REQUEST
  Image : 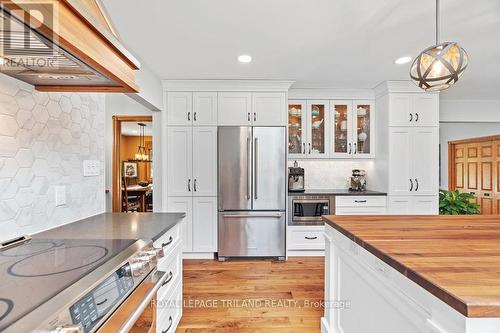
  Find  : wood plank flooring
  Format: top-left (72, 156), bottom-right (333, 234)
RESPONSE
top-left (177, 257), bottom-right (324, 332)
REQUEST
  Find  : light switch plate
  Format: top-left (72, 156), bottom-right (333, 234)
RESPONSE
top-left (83, 160), bottom-right (100, 177)
top-left (55, 185), bottom-right (66, 206)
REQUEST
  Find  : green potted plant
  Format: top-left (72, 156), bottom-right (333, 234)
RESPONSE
top-left (439, 190), bottom-right (480, 215)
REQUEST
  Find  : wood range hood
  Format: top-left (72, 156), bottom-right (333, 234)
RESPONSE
top-left (0, 0), bottom-right (140, 93)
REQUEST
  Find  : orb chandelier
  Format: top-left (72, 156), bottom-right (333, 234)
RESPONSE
top-left (410, 0), bottom-right (469, 92)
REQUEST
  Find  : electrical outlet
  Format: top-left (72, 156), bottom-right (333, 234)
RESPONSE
top-left (83, 160), bottom-right (100, 177)
top-left (55, 185), bottom-right (66, 206)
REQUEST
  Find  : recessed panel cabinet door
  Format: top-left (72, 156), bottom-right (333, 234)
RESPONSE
top-left (331, 101), bottom-right (353, 158)
top-left (192, 127), bottom-right (217, 197)
top-left (411, 94), bottom-right (439, 127)
top-left (412, 127), bottom-right (439, 195)
top-left (353, 100), bottom-right (375, 158)
top-left (193, 92), bottom-right (217, 126)
top-left (217, 92), bottom-right (252, 125)
top-left (388, 94), bottom-right (412, 126)
top-left (193, 197), bottom-right (217, 252)
top-left (167, 127), bottom-right (193, 197)
top-left (306, 100), bottom-right (330, 158)
top-left (388, 128), bottom-right (412, 195)
top-left (288, 100), bottom-right (307, 159)
top-left (252, 92), bottom-right (286, 126)
top-left (167, 197), bottom-right (193, 252)
top-left (167, 92), bottom-right (192, 126)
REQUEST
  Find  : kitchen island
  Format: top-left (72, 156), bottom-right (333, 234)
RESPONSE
top-left (322, 215), bottom-right (500, 333)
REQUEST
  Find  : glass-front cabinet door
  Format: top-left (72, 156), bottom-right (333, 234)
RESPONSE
top-left (288, 100), bottom-right (307, 158)
top-left (331, 101), bottom-right (353, 158)
top-left (353, 101), bottom-right (374, 158)
top-left (306, 100), bottom-right (329, 158)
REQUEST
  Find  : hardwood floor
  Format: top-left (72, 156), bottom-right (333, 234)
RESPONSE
top-left (177, 257), bottom-right (325, 333)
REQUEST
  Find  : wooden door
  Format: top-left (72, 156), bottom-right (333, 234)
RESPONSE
top-left (453, 143), bottom-right (466, 193)
top-left (465, 143), bottom-right (480, 204)
top-left (479, 141), bottom-right (495, 214)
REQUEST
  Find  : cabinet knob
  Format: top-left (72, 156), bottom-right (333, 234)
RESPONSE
top-left (409, 113), bottom-right (413, 122)
top-left (194, 112), bottom-right (197, 121)
top-left (409, 179), bottom-right (414, 191)
top-left (254, 112), bottom-right (257, 122)
top-left (348, 143), bottom-right (352, 155)
top-left (415, 113), bottom-right (419, 122)
top-left (247, 112), bottom-right (250, 121)
top-left (414, 178), bottom-right (419, 191)
top-left (187, 111), bottom-right (191, 121)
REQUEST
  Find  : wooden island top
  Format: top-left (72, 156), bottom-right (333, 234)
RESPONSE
top-left (323, 215), bottom-right (500, 318)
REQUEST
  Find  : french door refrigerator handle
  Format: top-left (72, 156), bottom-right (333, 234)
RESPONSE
top-left (254, 137), bottom-right (258, 199)
top-left (247, 137), bottom-right (251, 200)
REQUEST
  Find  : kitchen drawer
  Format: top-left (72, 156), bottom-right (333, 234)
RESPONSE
top-left (335, 195), bottom-right (386, 208)
top-left (288, 226), bottom-right (325, 250)
top-left (157, 242), bottom-right (182, 300)
top-left (157, 280), bottom-right (182, 333)
top-left (153, 223), bottom-right (181, 254)
top-left (335, 207), bottom-right (386, 215)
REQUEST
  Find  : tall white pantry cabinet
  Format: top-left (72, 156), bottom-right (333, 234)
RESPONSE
top-left (164, 81), bottom-right (292, 258)
top-left (374, 82), bottom-right (440, 214)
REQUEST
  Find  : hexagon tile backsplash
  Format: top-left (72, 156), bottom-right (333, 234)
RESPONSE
top-left (0, 74), bottom-right (105, 241)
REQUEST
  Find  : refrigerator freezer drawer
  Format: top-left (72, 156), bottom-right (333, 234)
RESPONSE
top-left (218, 211), bottom-right (285, 258)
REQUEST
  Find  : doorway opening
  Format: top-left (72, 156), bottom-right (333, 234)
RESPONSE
top-left (112, 115), bottom-right (153, 212)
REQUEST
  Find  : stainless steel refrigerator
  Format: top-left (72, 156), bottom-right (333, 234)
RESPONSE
top-left (218, 126), bottom-right (286, 260)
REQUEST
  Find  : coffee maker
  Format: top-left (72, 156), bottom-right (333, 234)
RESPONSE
top-left (349, 169), bottom-right (366, 192)
top-left (288, 161), bottom-right (305, 192)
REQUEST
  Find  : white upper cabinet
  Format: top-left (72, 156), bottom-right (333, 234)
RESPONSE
top-left (352, 101), bottom-right (375, 158)
top-left (389, 93), bottom-right (438, 127)
top-left (192, 197), bottom-right (217, 252)
top-left (331, 100), bottom-right (353, 158)
top-left (193, 92), bottom-right (218, 126)
top-left (217, 92), bottom-right (252, 125)
top-left (411, 127), bottom-right (439, 195)
top-left (167, 127), bottom-right (193, 197)
top-left (306, 100), bottom-right (330, 158)
top-left (192, 127), bottom-right (217, 196)
top-left (388, 127), bottom-right (413, 195)
top-left (252, 92), bottom-right (287, 126)
top-left (388, 127), bottom-right (438, 196)
top-left (167, 92), bottom-right (193, 126)
top-left (288, 100), bottom-right (308, 158)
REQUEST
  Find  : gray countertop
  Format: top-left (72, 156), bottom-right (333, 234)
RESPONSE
top-left (288, 189), bottom-right (386, 196)
top-left (33, 212), bottom-right (185, 242)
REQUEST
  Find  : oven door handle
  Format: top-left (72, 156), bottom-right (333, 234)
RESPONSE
top-left (117, 270), bottom-right (168, 333)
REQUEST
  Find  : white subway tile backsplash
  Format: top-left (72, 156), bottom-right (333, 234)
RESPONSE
top-left (287, 160), bottom-right (375, 190)
top-left (0, 74), bottom-right (105, 241)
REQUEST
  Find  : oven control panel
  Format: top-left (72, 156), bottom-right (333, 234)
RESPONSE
top-left (69, 263), bottom-right (134, 333)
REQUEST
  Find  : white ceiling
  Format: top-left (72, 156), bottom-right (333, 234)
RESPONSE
top-left (121, 122), bottom-right (152, 136)
top-left (103, 0), bottom-right (500, 99)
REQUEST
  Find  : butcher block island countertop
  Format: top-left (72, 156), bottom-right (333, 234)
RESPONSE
top-left (323, 215), bottom-right (500, 318)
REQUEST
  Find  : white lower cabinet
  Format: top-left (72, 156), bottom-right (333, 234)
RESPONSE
top-left (153, 225), bottom-right (183, 333)
top-left (287, 226), bottom-right (325, 253)
top-left (167, 196), bottom-right (217, 254)
top-left (388, 196), bottom-right (438, 214)
top-left (335, 195), bottom-right (387, 215)
top-left (192, 197), bottom-right (217, 252)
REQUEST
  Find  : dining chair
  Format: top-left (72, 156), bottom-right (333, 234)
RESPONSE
top-left (122, 177), bottom-right (140, 212)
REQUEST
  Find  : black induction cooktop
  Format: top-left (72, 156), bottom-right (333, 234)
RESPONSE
top-left (0, 238), bottom-right (136, 331)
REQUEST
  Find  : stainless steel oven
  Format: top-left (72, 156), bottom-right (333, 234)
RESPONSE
top-left (289, 195), bottom-right (333, 225)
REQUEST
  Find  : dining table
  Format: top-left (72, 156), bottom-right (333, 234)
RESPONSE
top-left (125, 184), bottom-right (153, 212)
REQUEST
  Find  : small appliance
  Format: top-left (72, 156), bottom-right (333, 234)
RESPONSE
top-left (349, 169), bottom-right (367, 192)
top-left (288, 161), bottom-right (305, 192)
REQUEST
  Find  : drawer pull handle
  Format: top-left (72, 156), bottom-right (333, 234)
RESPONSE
top-left (354, 200), bottom-right (367, 203)
top-left (305, 236), bottom-right (318, 240)
top-left (162, 236), bottom-right (174, 248)
top-left (96, 298), bottom-right (108, 306)
top-left (162, 316), bottom-right (173, 333)
top-left (161, 271), bottom-right (174, 286)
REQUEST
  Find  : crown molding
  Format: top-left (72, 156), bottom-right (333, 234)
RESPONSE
top-left (288, 88), bottom-right (374, 100)
top-left (162, 80), bottom-right (295, 92)
top-left (374, 80), bottom-right (440, 97)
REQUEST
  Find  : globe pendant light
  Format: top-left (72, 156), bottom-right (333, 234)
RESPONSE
top-left (410, 0), bottom-right (469, 91)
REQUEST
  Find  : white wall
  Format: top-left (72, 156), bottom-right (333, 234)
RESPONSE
top-left (0, 74), bottom-right (105, 241)
top-left (440, 99), bottom-right (500, 123)
top-left (439, 122), bottom-right (500, 189)
top-left (287, 160), bottom-right (375, 190)
top-left (104, 94), bottom-right (161, 212)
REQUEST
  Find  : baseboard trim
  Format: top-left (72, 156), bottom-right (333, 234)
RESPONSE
top-left (287, 250), bottom-right (325, 257)
top-left (183, 252), bottom-right (216, 259)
